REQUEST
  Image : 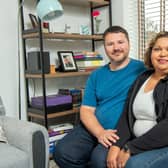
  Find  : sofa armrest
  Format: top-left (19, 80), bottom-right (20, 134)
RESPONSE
top-left (0, 116), bottom-right (49, 168)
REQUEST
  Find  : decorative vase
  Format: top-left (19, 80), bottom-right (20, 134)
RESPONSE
top-left (95, 19), bottom-right (102, 34)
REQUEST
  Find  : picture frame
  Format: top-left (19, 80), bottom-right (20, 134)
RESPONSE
top-left (29, 14), bottom-right (39, 28)
top-left (58, 51), bottom-right (78, 72)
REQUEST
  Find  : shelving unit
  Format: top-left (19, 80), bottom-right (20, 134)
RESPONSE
top-left (28, 107), bottom-right (79, 119)
top-left (22, 32), bottom-right (103, 40)
top-left (20, 0), bottom-right (112, 128)
top-left (60, 0), bottom-right (110, 7)
top-left (25, 71), bottom-right (92, 79)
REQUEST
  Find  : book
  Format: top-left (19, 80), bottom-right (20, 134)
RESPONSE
top-left (82, 51), bottom-right (99, 56)
top-left (78, 66), bottom-right (99, 72)
top-left (74, 51), bottom-right (99, 57)
top-left (58, 89), bottom-right (82, 107)
top-left (49, 133), bottom-right (67, 143)
top-left (49, 123), bottom-right (74, 132)
top-left (76, 60), bottom-right (105, 67)
top-left (74, 56), bottom-right (103, 61)
top-left (48, 128), bottom-right (72, 137)
top-left (49, 144), bottom-right (56, 155)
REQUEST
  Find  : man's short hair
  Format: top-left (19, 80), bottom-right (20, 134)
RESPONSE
top-left (103, 26), bottom-right (129, 42)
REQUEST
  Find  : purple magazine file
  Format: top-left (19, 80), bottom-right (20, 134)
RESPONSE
top-left (31, 94), bottom-right (72, 108)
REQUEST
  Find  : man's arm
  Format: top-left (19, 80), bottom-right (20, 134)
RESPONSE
top-left (80, 105), bottom-right (119, 148)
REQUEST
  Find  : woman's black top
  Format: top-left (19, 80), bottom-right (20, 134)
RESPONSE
top-left (115, 70), bottom-right (168, 155)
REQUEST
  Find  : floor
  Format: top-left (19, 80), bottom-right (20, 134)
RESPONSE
top-left (49, 160), bottom-right (59, 168)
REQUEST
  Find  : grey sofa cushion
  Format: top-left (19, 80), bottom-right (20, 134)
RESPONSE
top-left (0, 143), bottom-right (29, 168)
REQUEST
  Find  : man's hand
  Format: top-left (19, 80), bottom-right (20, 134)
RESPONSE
top-left (117, 149), bottom-right (131, 168)
top-left (97, 129), bottom-right (119, 148)
top-left (107, 146), bottom-right (120, 168)
top-left (80, 106), bottom-right (119, 148)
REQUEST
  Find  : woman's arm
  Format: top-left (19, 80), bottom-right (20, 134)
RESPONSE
top-left (107, 146), bottom-right (120, 168)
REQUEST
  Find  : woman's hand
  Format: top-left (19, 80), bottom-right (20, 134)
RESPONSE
top-left (107, 146), bottom-right (120, 168)
top-left (117, 149), bottom-right (131, 168)
top-left (97, 129), bottom-right (119, 148)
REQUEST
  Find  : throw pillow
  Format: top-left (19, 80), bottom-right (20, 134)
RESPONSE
top-left (0, 126), bottom-right (8, 143)
top-left (0, 96), bottom-right (5, 115)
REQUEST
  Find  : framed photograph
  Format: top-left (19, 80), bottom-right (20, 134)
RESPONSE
top-left (29, 14), bottom-right (39, 28)
top-left (58, 51), bottom-right (78, 72)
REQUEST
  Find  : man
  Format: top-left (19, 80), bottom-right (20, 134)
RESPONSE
top-left (54, 26), bottom-right (146, 168)
top-left (63, 55), bottom-right (73, 68)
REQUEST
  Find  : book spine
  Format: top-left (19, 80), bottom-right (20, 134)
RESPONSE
top-left (49, 129), bottom-right (72, 137)
top-left (76, 60), bottom-right (105, 67)
top-left (49, 133), bottom-right (67, 142)
top-left (75, 57), bottom-right (103, 61)
top-left (49, 123), bottom-right (74, 132)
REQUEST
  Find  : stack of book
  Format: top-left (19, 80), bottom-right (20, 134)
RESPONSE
top-left (74, 51), bottom-right (105, 71)
top-left (48, 123), bottom-right (74, 157)
top-left (58, 88), bottom-right (82, 107)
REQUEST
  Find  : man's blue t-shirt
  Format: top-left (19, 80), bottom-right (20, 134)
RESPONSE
top-left (82, 59), bottom-right (146, 129)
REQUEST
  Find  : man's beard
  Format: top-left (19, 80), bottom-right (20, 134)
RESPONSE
top-left (110, 53), bottom-right (128, 66)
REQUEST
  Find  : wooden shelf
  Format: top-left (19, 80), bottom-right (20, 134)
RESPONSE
top-left (28, 107), bottom-right (79, 119)
top-left (60, 0), bottom-right (109, 7)
top-left (25, 71), bottom-right (91, 79)
top-left (22, 32), bottom-right (103, 40)
top-left (88, 0), bottom-right (109, 7)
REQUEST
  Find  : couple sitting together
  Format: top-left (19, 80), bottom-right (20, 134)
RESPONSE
top-left (54, 26), bottom-right (168, 168)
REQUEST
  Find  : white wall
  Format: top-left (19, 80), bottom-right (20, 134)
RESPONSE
top-left (112, 0), bottom-right (138, 59)
top-left (0, 0), bottom-right (138, 119)
top-left (0, 0), bottom-right (19, 118)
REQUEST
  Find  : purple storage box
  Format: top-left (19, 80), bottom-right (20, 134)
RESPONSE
top-left (31, 94), bottom-right (72, 108)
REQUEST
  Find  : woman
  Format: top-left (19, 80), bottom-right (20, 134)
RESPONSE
top-left (107, 31), bottom-right (168, 168)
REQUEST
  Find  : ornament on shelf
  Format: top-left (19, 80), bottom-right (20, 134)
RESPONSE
top-left (64, 24), bottom-right (71, 33)
top-left (42, 22), bottom-right (49, 33)
top-left (92, 10), bottom-right (102, 34)
top-left (80, 25), bottom-right (90, 35)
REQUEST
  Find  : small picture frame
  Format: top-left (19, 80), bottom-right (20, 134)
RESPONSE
top-left (29, 14), bottom-right (39, 28)
top-left (58, 51), bottom-right (78, 72)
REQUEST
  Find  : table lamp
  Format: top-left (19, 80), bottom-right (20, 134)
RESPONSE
top-left (36, 0), bottom-right (63, 21)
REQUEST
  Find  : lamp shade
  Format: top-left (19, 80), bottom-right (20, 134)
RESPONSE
top-left (36, 0), bottom-right (63, 21)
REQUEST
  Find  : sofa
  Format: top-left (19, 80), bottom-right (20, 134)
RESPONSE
top-left (0, 97), bottom-right (49, 168)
